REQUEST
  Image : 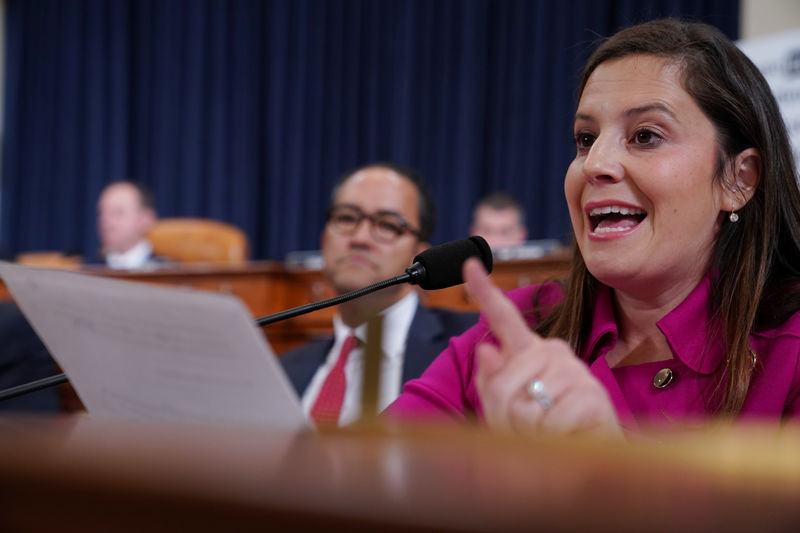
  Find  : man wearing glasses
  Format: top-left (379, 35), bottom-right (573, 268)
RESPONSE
top-left (280, 163), bottom-right (477, 426)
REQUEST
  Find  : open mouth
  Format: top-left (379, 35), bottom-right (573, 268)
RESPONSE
top-left (588, 205), bottom-right (647, 233)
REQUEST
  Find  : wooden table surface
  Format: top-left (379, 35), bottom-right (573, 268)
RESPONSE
top-left (0, 416), bottom-right (799, 532)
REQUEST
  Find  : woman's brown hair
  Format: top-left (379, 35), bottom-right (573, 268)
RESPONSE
top-left (537, 18), bottom-right (800, 416)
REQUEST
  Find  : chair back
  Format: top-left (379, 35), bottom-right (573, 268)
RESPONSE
top-left (147, 218), bottom-right (249, 264)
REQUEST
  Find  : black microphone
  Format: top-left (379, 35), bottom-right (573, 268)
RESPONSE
top-left (405, 235), bottom-right (493, 290)
top-left (0, 237), bottom-right (492, 402)
top-left (254, 236), bottom-right (492, 326)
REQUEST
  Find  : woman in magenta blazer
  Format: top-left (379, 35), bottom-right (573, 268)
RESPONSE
top-left (390, 19), bottom-right (800, 436)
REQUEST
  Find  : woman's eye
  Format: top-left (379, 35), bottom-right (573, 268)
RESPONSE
top-left (575, 132), bottom-right (595, 150)
top-left (634, 129), bottom-right (661, 145)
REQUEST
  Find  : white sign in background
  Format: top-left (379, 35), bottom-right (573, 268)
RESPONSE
top-left (738, 28), bottom-right (800, 166)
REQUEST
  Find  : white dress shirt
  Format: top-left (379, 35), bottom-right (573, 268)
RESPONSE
top-left (105, 240), bottom-right (155, 270)
top-left (301, 291), bottom-right (419, 426)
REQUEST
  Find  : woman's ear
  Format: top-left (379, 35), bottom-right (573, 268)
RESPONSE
top-left (723, 147), bottom-right (761, 210)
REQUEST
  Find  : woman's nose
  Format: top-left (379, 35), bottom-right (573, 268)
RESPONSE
top-left (582, 135), bottom-right (625, 184)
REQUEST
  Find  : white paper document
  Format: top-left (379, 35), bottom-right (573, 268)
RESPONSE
top-left (0, 262), bottom-right (307, 430)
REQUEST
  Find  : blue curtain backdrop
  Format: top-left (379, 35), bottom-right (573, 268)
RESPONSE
top-left (1, 0), bottom-right (738, 260)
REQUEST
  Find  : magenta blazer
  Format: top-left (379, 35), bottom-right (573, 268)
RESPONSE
top-left (389, 275), bottom-right (800, 432)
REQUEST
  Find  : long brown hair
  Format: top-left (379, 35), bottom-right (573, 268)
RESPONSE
top-left (537, 19), bottom-right (800, 416)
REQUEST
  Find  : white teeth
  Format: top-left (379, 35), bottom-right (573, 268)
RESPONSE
top-left (594, 226), bottom-right (630, 233)
top-left (588, 205), bottom-right (645, 216)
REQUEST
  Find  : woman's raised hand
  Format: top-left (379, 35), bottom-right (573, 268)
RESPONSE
top-left (464, 258), bottom-right (622, 437)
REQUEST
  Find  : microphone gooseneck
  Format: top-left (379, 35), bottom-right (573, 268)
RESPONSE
top-left (254, 273), bottom-right (410, 327)
top-left (0, 373), bottom-right (69, 402)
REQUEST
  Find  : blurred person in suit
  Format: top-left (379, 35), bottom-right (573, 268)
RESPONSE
top-left (280, 163), bottom-right (478, 426)
top-left (95, 181), bottom-right (163, 269)
top-left (0, 181), bottom-right (161, 411)
top-left (469, 192), bottom-right (528, 251)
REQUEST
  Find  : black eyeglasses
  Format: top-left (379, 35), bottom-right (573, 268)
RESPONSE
top-left (325, 205), bottom-right (422, 243)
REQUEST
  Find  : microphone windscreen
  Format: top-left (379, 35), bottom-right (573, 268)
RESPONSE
top-left (410, 236), bottom-right (493, 290)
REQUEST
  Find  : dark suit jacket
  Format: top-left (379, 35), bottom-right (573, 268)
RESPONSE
top-left (0, 302), bottom-right (61, 412)
top-left (279, 305), bottom-right (478, 397)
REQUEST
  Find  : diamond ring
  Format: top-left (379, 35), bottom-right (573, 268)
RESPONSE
top-left (526, 379), bottom-right (554, 410)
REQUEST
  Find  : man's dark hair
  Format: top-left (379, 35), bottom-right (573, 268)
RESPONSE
top-left (331, 162), bottom-right (436, 242)
top-left (474, 191), bottom-right (526, 225)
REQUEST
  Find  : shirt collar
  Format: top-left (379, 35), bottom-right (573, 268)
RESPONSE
top-left (584, 274), bottom-right (724, 375)
top-left (582, 284), bottom-right (618, 363)
top-left (656, 274), bottom-right (725, 374)
top-left (105, 240), bottom-right (154, 270)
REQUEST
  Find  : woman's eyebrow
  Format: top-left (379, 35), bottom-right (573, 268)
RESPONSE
top-left (623, 103), bottom-right (677, 120)
top-left (574, 103), bottom-right (678, 123)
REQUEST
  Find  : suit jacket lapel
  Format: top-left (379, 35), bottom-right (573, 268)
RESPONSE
top-left (401, 304), bottom-right (443, 382)
top-left (289, 338), bottom-right (334, 395)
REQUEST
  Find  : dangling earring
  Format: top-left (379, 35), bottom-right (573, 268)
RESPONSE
top-left (729, 211), bottom-right (739, 223)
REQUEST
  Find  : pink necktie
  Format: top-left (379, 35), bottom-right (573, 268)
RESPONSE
top-left (310, 334), bottom-right (358, 425)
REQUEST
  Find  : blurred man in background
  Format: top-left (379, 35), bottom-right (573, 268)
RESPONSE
top-left (280, 163), bottom-right (477, 426)
top-left (469, 192), bottom-right (528, 251)
top-left (96, 181), bottom-right (160, 269)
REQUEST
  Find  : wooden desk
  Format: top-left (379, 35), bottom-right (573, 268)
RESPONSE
top-left (0, 257), bottom-right (570, 411)
top-left (2, 255), bottom-right (571, 354)
top-left (0, 417), bottom-right (799, 531)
